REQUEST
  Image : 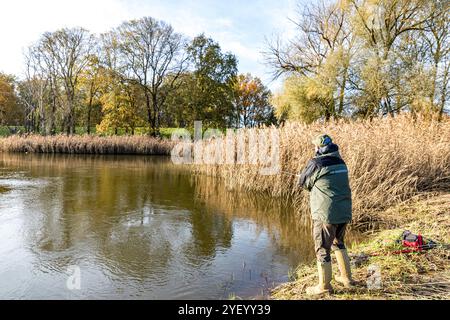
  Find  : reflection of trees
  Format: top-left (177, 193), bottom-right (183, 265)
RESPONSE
top-left (184, 206), bottom-right (233, 259)
top-left (190, 175), bottom-right (363, 265)
top-left (1, 153), bottom-right (235, 280)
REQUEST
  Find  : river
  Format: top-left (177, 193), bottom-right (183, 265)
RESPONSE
top-left (0, 153), bottom-right (359, 299)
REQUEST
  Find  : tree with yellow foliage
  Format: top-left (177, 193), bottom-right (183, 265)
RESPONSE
top-left (0, 73), bottom-right (23, 126)
top-left (233, 74), bottom-right (276, 128)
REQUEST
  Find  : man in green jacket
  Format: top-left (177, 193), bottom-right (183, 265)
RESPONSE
top-left (298, 134), bottom-right (354, 296)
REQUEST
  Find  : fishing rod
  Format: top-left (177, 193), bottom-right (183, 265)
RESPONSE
top-left (279, 170), bottom-right (300, 177)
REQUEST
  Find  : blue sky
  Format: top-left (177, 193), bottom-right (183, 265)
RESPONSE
top-left (0, 0), bottom-right (305, 91)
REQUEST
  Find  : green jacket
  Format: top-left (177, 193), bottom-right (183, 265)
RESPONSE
top-left (298, 144), bottom-right (352, 224)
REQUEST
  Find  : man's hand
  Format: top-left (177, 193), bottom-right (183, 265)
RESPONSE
top-left (298, 159), bottom-right (318, 190)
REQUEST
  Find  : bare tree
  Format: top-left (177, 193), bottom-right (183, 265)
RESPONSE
top-left (265, 1), bottom-right (353, 77)
top-left (22, 48), bottom-right (48, 133)
top-left (80, 50), bottom-right (103, 134)
top-left (264, 0), bottom-right (355, 117)
top-left (113, 17), bottom-right (188, 136)
top-left (40, 28), bottom-right (95, 135)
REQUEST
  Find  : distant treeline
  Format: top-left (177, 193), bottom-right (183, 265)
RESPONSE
top-left (0, 0), bottom-right (448, 136)
top-left (0, 21), bottom-right (275, 136)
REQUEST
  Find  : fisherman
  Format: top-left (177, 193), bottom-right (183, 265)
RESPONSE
top-left (298, 134), bottom-right (354, 296)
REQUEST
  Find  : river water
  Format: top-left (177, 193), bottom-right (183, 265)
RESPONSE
top-left (0, 153), bottom-right (358, 299)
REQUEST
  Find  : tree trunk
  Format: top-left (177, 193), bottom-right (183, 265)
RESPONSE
top-left (39, 100), bottom-right (45, 135)
top-left (61, 119), bottom-right (65, 135)
top-left (87, 96), bottom-right (93, 135)
top-left (50, 94), bottom-right (57, 135)
top-left (430, 60), bottom-right (439, 111)
top-left (145, 91), bottom-right (153, 135)
top-left (438, 66), bottom-right (449, 121)
top-left (67, 88), bottom-right (76, 135)
top-left (338, 65), bottom-right (348, 116)
top-left (151, 93), bottom-right (159, 137)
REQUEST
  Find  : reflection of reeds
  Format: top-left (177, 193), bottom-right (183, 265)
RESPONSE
top-left (0, 152), bottom-right (184, 172)
top-left (0, 185), bottom-right (11, 193)
top-left (193, 116), bottom-right (450, 229)
top-left (0, 135), bottom-right (174, 155)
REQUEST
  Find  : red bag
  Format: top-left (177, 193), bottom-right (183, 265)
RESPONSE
top-left (394, 231), bottom-right (426, 254)
top-left (402, 232), bottom-right (424, 251)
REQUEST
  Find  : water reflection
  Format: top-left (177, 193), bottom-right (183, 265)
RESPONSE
top-left (0, 153), bottom-right (360, 299)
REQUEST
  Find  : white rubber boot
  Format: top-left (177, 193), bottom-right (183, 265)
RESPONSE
top-left (306, 261), bottom-right (333, 296)
top-left (334, 249), bottom-right (355, 288)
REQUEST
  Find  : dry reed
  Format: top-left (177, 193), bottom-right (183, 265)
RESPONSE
top-left (0, 134), bottom-right (175, 155)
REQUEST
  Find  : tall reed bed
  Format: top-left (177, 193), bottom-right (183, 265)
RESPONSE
top-left (0, 134), bottom-right (174, 155)
top-left (193, 115), bottom-right (450, 228)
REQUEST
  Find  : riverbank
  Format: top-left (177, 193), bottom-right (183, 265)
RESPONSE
top-left (0, 134), bottom-right (174, 155)
top-left (271, 194), bottom-right (450, 300)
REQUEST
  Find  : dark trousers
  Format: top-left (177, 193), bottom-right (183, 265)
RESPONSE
top-left (313, 220), bottom-right (347, 263)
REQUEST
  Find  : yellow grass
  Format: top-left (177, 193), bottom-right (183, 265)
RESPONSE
top-left (0, 134), bottom-right (175, 155)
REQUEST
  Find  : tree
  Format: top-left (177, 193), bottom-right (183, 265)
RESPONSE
top-left (22, 47), bottom-right (49, 133)
top-left (97, 31), bottom-right (144, 135)
top-left (97, 80), bottom-right (141, 135)
top-left (265, 0), bottom-right (355, 118)
top-left (166, 34), bottom-right (238, 128)
top-left (113, 17), bottom-right (187, 136)
top-left (272, 75), bottom-right (335, 123)
top-left (421, 0), bottom-right (450, 119)
top-left (0, 73), bottom-right (22, 126)
top-left (267, 0), bottom-right (449, 121)
top-left (78, 53), bottom-right (103, 134)
top-left (233, 74), bottom-right (276, 127)
top-left (348, 0), bottom-right (439, 116)
top-left (39, 28), bottom-right (95, 134)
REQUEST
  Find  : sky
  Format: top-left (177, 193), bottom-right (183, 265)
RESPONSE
top-left (0, 0), bottom-right (303, 91)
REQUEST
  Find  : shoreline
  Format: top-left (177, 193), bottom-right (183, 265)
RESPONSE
top-left (271, 194), bottom-right (450, 300)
